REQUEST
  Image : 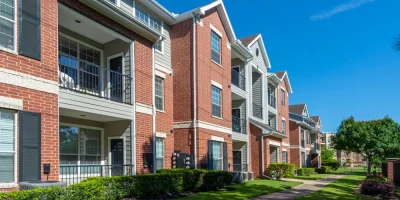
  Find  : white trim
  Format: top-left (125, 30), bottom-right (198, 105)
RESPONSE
top-left (107, 52), bottom-right (125, 99)
top-left (155, 40), bottom-right (164, 54)
top-left (211, 80), bottom-right (222, 89)
top-left (0, 0), bottom-right (17, 53)
top-left (0, 110), bottom-right (18, 186)
top-left (282, 142), bottom-right (290, 147)
top-left (280, 86), bottom-right (286, 91)
top-left (0, 96), bottom-right (23, 110)
top-left (0, 68), bottom-right (58, 94)
top-left (226, 42), bottom-right (231, 50)
top-left (108, 136), bottom-right (126, 165)
top-left (155, 70), bottom-right (166, 79)
top-left (156, 132), bottom-right (166, 138)
top-left (210, 24), bottom-right (222, 37)
top-left (173, 120), bottom-right (232, 134)
top-left (211, 135), bottom-right (224, 142)
top-left (269, 141), bottom-right (281, 147)
top-left (155, 64), bottom-right (172, 74)
top-left (282, 148), bottom-right (287, 151)
top-left (282, 117), bottom-right (286, 121)
top-left (136, 103), bottom-right (153, 115)
top-left (306, 148), bottom-right (311, 151)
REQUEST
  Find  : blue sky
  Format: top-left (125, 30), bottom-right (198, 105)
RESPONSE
top-left (157, 0), bottom-right (400, 132)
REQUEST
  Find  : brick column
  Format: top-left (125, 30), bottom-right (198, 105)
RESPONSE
top-left (387, 158), bottom-right (399, 182)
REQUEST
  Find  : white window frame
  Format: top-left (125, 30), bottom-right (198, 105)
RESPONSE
top-left (0, 109), bottom-right (17, 187)
top-left (281, 89), bottom-right (285, 107)
top-left (211, 84), bottom-right (222, 118)
top-left (211, 30), bottom-right (222, 65)
top-left (108, 136), bottom-right (126, 175)
top-left (107, 52), bottom-right (125, 100)
top-left (211, 140), bottom-right (223, 170)
top-left (281, 119), bottom-right (286, 135)
top-left (155, 76), bottom-right (164, 111)
top-left (155, 137), bottom-right (165, 170)
top-left (0, 0), bottom-right (17, 54)
top-left (59, 123), bottom-right (104, 179)
top-left (155, 40), bottom-right (164, 54)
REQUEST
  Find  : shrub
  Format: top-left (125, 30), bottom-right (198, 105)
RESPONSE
top-left (297, 168), bottom-right (316, 176)
top-left (361, 180), bottom-right (396, 198)
top-left (315, 166), bottom-right (331, 174)
top-left (283, 171), bottom-right (295, 178)
top-left (202, 171), bottom-right (232, 190)
top-left (366, 174), bottom-right (388, 182)
top-left (133, 173), bottom-right (183, 197)
top-left (157, 168), bottom-right (207, 191)
top-left (322, 161), bottom-right (341, 171)
top-left (267, 163), bottom-right (295, 180)
top-left (0, 186), bottom-right (66, 200)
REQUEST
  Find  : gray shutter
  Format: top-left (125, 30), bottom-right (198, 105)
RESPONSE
top-left (19, 111), bottom-right (41, 182)
top-left (18, 0), bottom-right (41, 60)
top-left (208, 140), bottom-right (213, 170)
top-left (223, 142), bottom-right (228, 171)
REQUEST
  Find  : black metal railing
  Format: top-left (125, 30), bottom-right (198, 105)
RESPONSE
top-left (252, 103), bottom-right (263, 119)
top-left (301, 139), bottom-right (305, 148)
top-left (59, 53), bottom-right (132, 104)
top-left (232, 116), bottom-right (247, 134)
top-left (59, 165), bottom-right (134, 185)
top-left (233, 164), bottom-right (248, 172)
top-left (268, 95), bottom-right (276, 109)
top-left (231, 69), bottom-right (245, 91)
top-left (314, 143), bottom-right (320, 150)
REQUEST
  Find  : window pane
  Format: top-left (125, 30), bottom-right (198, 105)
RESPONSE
top-left (0, 18), bottom-right (13, 50)
top-left (0, 0), bottom-right (14, 20)
top-left (59, 126), bottom-right (78, 154)
top-left (80, 128), bottom-right (101, 156)
top-left (0, 153), bottom-right (14, 182)
top-left (212, 86), bottom-right (221, 117)
top-left (211, 31), bottom-right (221, 64)
top-left (212, 142), bottom-right (222, 170)
top-left (156, 138), bottom-right (164, 170)
top-left (0, 110), bottom-right (14, 152)
top-left (155, 76), bottom-right (164, 110)
top-left (155, 41), bottom-right (162, 52)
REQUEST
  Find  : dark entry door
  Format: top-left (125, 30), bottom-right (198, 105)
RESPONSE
top-left (111, 139), bottom-right (124, 176)
top-left (109, 56), bottom-right (123, 102)
top-left (233, 151), bottom-right (242, 171)
top-left (394, 161), bottom-right (400, 185)
top-left (232, 109), bottom-right (241, 133)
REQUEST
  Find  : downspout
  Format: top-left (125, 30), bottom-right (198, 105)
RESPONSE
top-left (152, 36), bottom-right (163, 174)
top-left (130, 41), bottom-right (136, 175)
top-left (192, 13), bottom-right (198, 169)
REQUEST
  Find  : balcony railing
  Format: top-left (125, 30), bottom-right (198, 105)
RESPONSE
top-left (301, 139), bottom-right (305, 148)
top-left (268, 95), bottom-right (276, 109)
top-left (252, 103), bottom-right (263, 119)
top-left (233, 164), bottom-right (248, 172)
top-left (231, 69), bottom-right (245, 91)
top-left (59, 53), bottom-right (132, 104)
top-left (314, 143), bottom-right (320, 150)
top-left (232, 116), bottom-right (247, 134)
top-left (59, 164), bottom-right (134, 185)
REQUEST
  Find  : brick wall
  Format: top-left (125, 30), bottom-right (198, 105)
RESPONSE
top-left (289, 121), bottom-right (300, 146)
top-left (290, 148), bottom-right (301, 168)
top-left (250, 124), bottom-right (263, 177)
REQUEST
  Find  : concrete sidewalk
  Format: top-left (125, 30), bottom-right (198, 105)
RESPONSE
top-left (252, 175), bottom-right (345, 200)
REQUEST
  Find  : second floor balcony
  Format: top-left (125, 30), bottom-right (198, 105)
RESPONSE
top-left (252, 103), bottom-right (263, 120)
top-left (268, 95), bottom-right (276, 109)
top-left (301, 139), bottom-right (305, 148)
top-left (232, 116), bottom-right (247, 135)
top-left (231, 68), bottom-right (245, 91)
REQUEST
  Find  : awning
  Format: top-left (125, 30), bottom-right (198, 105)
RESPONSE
top-left (249, 118), bottom-right (288, 139)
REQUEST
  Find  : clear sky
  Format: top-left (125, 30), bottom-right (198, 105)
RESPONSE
top-left (157, 0), bottom-right (400, 133)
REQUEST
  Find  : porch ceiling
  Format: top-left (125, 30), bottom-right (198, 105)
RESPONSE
top-left (60, 108), bottom-right (127, 122)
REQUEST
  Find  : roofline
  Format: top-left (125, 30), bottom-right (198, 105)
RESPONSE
top-left (141, 0), bottom-right (176, 24)
top-left (232, 40), bottom-right (253, 59)
top-left (267, 73), bottom-right (282, 84)
top-left (244, 34), bottom-right (271, 69)
top-left (280, 71), bottom-right (293, 94)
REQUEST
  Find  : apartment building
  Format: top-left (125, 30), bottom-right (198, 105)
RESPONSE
top-left (321, 132), bottom-right (334, 149)
top-left (289, 104), bottom-right (322, 168)
top-left (337, 150), bottom-right (365, 165)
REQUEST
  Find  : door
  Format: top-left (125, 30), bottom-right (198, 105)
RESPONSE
top-left (232, 109), bottom-right (241, 133)
top-left (108, 55), bottom-right (123, 102)
top-left (233, 151), bottom-right (242, 171)
top-left (110, 139), bottom-right (124, 176)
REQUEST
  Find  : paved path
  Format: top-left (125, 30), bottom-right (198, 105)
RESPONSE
top-left (252, 175), bottom-right (345, 200)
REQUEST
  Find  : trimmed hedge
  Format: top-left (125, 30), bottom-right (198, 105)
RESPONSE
top-left (267, 163), bottom-right (296, 180)
top-left (297, 168), bottom-right (316, 176)
top-left (315, 166), bottom-right (331, 174)
top-left (322, 161), bottom-right (341, 171)
top-left (0, 169), bottom-right (233, 199)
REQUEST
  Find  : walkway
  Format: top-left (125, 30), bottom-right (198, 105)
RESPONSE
top-left (252, 174), bottom-right (345, 200)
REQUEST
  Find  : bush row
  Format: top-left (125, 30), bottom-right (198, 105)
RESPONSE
top-left (361, 180), bottom-right (396, 198)
top-left (297, 168), bottom-right (316, 176)
top-left (322, 161), bottom-right (341, 171)
top-left (315, 166), bottom-right (331, 174)
top-left (0, 169), bottom-right (233, 200)
top-left (267, 163), bottom-right (296, 180)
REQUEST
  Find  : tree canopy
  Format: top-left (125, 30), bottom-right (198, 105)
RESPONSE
top-left (321, 146), bottom-right (336, 162)
top-left (332, 116), bottom-right (400, 173)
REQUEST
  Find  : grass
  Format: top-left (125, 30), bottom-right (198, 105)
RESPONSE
top-left (178, 179), bottom-right (302, 200)
top-left (292, 173), bottom-right (332, 180)
top-left (329, 167), bottom-right (368, 175)
top-left (296, 175), bottom-right (373, 200)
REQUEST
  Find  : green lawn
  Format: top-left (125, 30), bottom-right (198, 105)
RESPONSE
top-left (296, 175), bottom-right (372, 200)
top-left (292, 173), bottom-right (332, 180)
top-left (178, 179), bottom-right (302, 200)
top-left (329, 167), bottom-right (368, 175)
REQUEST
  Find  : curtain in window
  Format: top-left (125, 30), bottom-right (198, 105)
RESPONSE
top-left (212, 142), bottom-right (222, 170)
top-left (156, 138), bottom-right (164, 170)
top-left (0, 110), bottom-right (14, 182)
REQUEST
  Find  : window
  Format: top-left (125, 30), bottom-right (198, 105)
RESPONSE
top-left (0, 0), bottom-right (16, 51)
top-left (211, 31), bottom-right (221, 64)
top-left (282, 151), bottom-right (288, 163)
top-left (212, 141), bottom-right (223, 170)
top-left (211, 85), bottom-right (222, 117)
top-left (59, 125), bottom-right (102, 175)
top-left (281, 120), bottom-right (286, 135)
top-left (155, 40), bottom-right (163, 53)
top-left (135, 2), bottom-right (162, 33)
top-left (327, 137), bottom-right (331, 143)
top-left (281, 89), bottom-right (285, 107)
top-left (155, 137), bottom-right (164, 170)
top-left (155, 76), bottom-right (164, 111)
top-left (0, 109), bottom-right (15, 183)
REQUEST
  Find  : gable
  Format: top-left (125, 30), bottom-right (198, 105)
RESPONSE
top-left (302, 106), bottom-right (309, 117)
top-left (249, 40), bottom-right (268, 70)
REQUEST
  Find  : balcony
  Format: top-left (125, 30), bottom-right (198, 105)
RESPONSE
top-left (59, 53), bottom-right (132, 104)
top-left (231, 69), bottom-right (245, 91)
top-left (301, 139), bottom-right (305, 148)
top-left (268, 95), bottom-right (276, 109)
top-left (252, 103), bottom-right (263, 120)
top-left (314, 143), bottom-right (320, 150)
top-left (59, 164), bottom-right (134, 185)
top-left (232, 116), bottom-right (247, 135)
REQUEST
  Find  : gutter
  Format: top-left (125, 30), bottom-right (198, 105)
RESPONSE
top-left (130, 41), bottom-right (136, 175)
top-left (192, 13), bottom-right (198, 169)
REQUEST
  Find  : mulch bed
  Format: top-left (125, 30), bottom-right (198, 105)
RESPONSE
top-left (354, 183), bottom-right (400, 200)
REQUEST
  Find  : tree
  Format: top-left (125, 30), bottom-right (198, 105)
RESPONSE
top-left (321, 146), bottom-right (336, 162)
top-left (332, 116), bottom-right (400, 173)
